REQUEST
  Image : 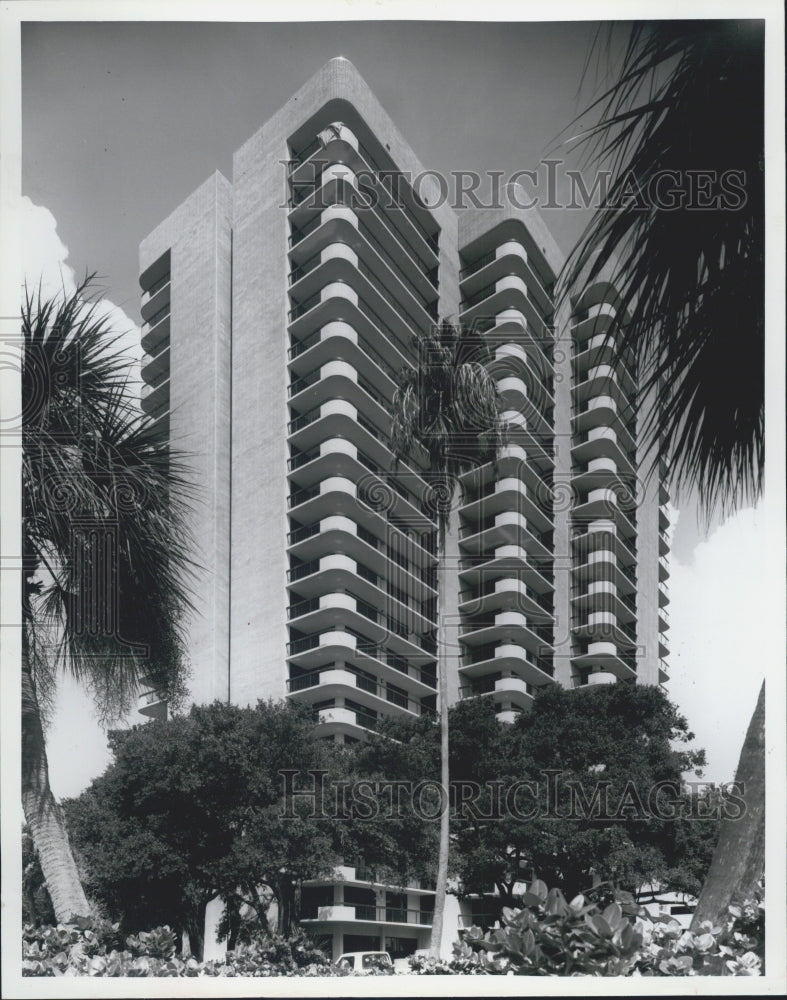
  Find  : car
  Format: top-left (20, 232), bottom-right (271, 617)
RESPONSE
top-left (335, 950), bottom-right (394, 974)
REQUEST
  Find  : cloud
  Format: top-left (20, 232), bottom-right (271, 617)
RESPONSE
top-left (21, 197), bottom-right (142, 399)
top-left (667, 505), bottom-right (770, 784)
top-left (21, 198), bottom-right (143, 799)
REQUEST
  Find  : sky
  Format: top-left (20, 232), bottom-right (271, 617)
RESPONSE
top-left (15, 16), bottom-right (778, 796)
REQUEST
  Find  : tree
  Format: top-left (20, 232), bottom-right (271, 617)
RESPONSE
top-left (561, 21), bottom-right (765, 927)
top-left (391, 321), bottom-right (505, 955)
top-left (22, 827), bottom-right (56, 927)
top-left (64, 700), bottom-right (345, 957)
top-left (22, 277), bottom-right (195, 921)
top-left (450, 687), bottom-right (716, 908)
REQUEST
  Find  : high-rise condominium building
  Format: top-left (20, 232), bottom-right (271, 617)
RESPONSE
top-left (137, 58), bottom-right (670, 960)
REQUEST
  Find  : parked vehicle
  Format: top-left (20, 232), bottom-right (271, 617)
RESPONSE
top-left (335, 951), bottom-right (394, 974)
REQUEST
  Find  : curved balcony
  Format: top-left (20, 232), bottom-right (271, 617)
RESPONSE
top-left (140, 282), bottom-right (170, 324)
top-left (140, 346), bottom-right (170, 387)
top-left (289, 219), bottom-right (435, 334)
top-left (459, 547), bottom-right (553, 597)
top-left (140, 378), bottom-right (169, 419)
top-left (572, 611), bottom-right (636, 651)
top-left (460, 282), bottom-right (552, 345)
top-left (571, 488), bottom-right (637, 540)
top-left (286, 666), bottom-right (426, 721)
top-left (571, 549), bottom-right (637, 595)
top-left (459, 510), bottom-right (552, 563)
top-left (287, 514), bottom-right (435, 602)
top-left (287, 619), bottom-right (432, 672)
top-left (496, 374), bottom-right (528, 412)
top-left (573, 340), bottom-right (636, 394)
top-left (313, 706), bottom-right (381, 739)
top-left (571, 365), bottom-right (632, 411)
top-left (459, 576), bottom-right (551, 619)
top-left (572, 669), bottom-right (618, 688)
top-left (461, 478), bottom-right (553, 534)
top-left (460, 239), bottom-right (553, 317)
top-left (499, 414), bottom-right (554, 472)
top-left (459, 640), bottom-right (554, 687)
top-left (459, 446), bottom-right (551, 499)
top-left (572, 516), bottom-right (637, 561)
top-left (573, 395), bottom-right (637, 451)
top-left (570, 306), bottom-right (617, 344)
top-left (460, 610), bottom-right (551, 660)
top-left (460, 674), bottom-right (535, 712)
top-left (571, 426), bottom-right (635, 476)
top-left (571, 584), bottom-right (636, 624)
top-left (571, 642), bottom-right (637, 681)
top-left (287, 548), bottom-right (432, 626)
top-left (140, 311), bottom-right (170, 355)
top-left (287, 563), bottom-right (433, 634)
top-left (288, 128), bottom-right (439, 267)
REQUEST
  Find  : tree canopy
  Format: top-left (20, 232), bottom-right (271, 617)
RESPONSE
top-left (449, 686), bottom-right (716, 907)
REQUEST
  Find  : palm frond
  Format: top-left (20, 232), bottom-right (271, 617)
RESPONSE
top-left (390, 321), bottom-right (505, 543)
top-left (22, 277), bottom-right (198, 723)
top-left (560, 21), bottom-right (764, 516)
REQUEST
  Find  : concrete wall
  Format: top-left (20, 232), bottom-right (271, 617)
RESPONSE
top-left (139, 171), bottom-right (233, 706)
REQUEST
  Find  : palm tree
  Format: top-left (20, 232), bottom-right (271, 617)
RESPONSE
top-left (391, 320), bottom-right (505, 956)
top-left (561, 21), bottom-right (765, 928)
top-left (22, 277), bottom-right (196, 921)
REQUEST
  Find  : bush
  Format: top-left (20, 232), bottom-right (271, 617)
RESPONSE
top-left (21, 920), bottom-right (348, 978)
top-left (22, 881), bottom-right (764, 978)
top-left (408, 878), bottom-right (763, 977)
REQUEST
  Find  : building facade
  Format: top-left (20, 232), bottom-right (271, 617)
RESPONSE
top-left (138, 58), bottom-right (670, 960)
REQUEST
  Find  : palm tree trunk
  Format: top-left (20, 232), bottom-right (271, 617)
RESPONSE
top-left (429, 504), bottom-right (459, 957)
top-left (21, 647), bottom-right (90, 922)
top-left (690, 680), bottom-right (765, 930)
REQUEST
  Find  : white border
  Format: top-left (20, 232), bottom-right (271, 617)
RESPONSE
top-left (1, 2), bottom-right (784, 997)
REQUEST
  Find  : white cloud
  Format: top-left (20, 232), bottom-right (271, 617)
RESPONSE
top-left (21, 198), bottom-right (142, 799)
top-left (21, 197), bottom-right (142, 399)
top-left (667, 504), bottom-right (773, 784)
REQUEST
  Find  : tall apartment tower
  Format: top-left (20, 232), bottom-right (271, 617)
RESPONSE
top-left (137, 58), bottom-right (670, 959)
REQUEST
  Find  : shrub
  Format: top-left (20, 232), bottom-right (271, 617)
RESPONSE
top-left (409, 878), bottom-right (763, 976)
top-left (21, 920), bottom-right (347, 978)
top-left (22, 882), bottom-right (764, 978)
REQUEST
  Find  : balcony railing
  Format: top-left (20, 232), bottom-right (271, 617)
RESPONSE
top-left (144, 272), bottom-right (171, 297)
top-left (466, 641), bottom-right (554, 677)
top-left (289, 211), bottom-right (324, 248)
top-left (352, 904), bottom-right (433, 925)
top-left (359, 219), bottom-right (438, 308)
top-left (288, 137), bottom-right (321, 172)
top-left (287, 484), bottom-right (321, 510)
top-left (356, 139), bottom-right (440, 254)
top-left (143, 303), bottom-right (170, 331)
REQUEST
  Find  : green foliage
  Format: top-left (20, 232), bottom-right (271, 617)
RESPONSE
top-left (63, 699), bottom-right (344, 948)
top-left (22, 276), bottom-right (196, 725)
top-left (450, 686), bottom-right (716, 903)
top-left (562, 22), bottom-right (764, 512)
top-left (21, 920), bottom-right (347, 978)
top-left (408, 878), bottom-right (763, 977)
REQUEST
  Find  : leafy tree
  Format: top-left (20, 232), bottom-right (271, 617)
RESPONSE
top-left (65, 702), bottom-right (440, 954)
top-left (450, 687), bottom-right (716, 907)
top-left (561, 20), bottom-right (765, 927)
top-left (340, 713), bottom-right (441, 890)
top-left (22, 277), bottom-right (195, 921)
top-left (391, 320), bottom-right (505, 955)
